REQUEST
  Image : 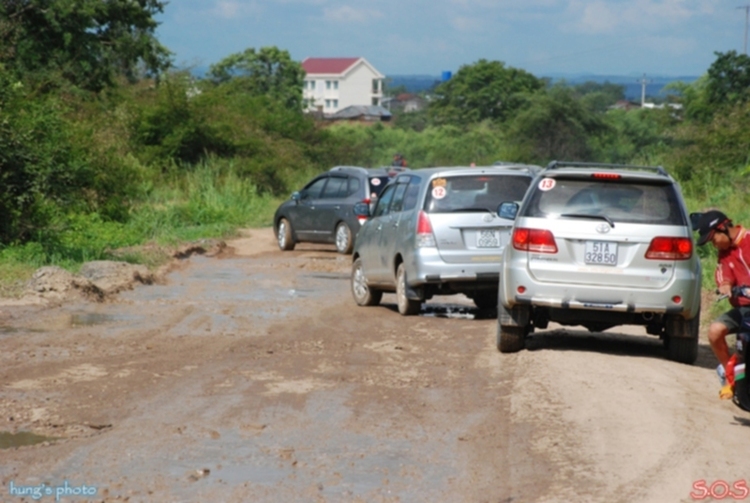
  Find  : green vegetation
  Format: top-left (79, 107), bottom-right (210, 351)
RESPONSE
top-left (0, 2), bottom-right (747, 298)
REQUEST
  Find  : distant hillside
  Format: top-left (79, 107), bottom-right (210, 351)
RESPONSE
top-left (386, 73), bottom-right (699, 101)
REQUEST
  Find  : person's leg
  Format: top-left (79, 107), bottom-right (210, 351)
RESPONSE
top-left (708, 321), bottom-right (731, 369)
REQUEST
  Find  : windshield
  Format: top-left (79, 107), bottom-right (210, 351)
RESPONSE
top-left (368, 176), bottom-right (390, 199)
top-left (523, 177), bottom-right (686, 225)
top-left (423, 175), bottom-right (531, 214)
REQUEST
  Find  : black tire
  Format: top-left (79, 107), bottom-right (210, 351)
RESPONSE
top-left (473, 293), bottom-right (498, 310)
top-left (335, 222), bottom-right (353, 254)
top-left (277, 218), bottom-right (295, 251)
top-left (396, 263), bottom-right (420, 316)
top-left (497, 325), bottom-right (526, 353)
top-left (665, 314), bottom-right (699, 364)
top-left (351, 258), bottom-right (382, 306)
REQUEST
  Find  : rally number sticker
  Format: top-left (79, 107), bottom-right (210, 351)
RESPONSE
top-left (371, 178), bottom-right (381, 186)
top-left (538, 178), bottom-right (556, 191)
top-left (432, 186), bottom-right (447, 199)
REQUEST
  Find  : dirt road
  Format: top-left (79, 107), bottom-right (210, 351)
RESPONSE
top-left (1, 228), bottom-right (749, 503)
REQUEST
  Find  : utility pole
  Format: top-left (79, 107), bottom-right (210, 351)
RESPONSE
top-left (637, 73), bottom-right (651, 106)
top-left (739, 5), bottom-right (750, 55)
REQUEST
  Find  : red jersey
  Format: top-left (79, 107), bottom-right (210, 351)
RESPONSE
top-left (716, 226), bottom-right (750, 307)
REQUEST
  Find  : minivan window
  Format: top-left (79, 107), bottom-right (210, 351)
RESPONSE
top-left (304, 177), bottom-right (328, 199)
top-left (373, 185), bottom-right (397, 217)
top-left (524, 178), bottom-right (685, 225)
top-left (423, 175), bottom-right (531, 213)
top-left (389, 183), bottom-right (409, 213)
top-left (368, 176), bottom-right (390, 199)
top-left (321, 176), bottom-right (346, 199)
top-left (347, 177), bottom-right (361, 197)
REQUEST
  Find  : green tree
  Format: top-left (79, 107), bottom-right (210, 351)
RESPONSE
top-left (208, 46), bottom-right (304, 110)
top-left (0, 0), bottom-right (171, 92)
top-left (504, 85), bottom-right (610, 163)
top-left (572, 81), bottom-right (625, 113)
top-left (428, 59), bottom-right (543, 126)
top-left (706, 50), bottom-right (750, 106)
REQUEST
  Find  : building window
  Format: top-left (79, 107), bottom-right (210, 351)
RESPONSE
top-left (326, 80), bottom-right (332, 90)
top-left (333, 80), bottom-right (339, 90)
top-left (333, 99), bottom-right (338, 108)
top-left (325, 99), bottom-right (331, 108)
top-left (309, 80), bottom-right (316, 90)
top-left (372, 79), bottom-right (379, 93)
top-left (372, 97), bottom-right (379, 106)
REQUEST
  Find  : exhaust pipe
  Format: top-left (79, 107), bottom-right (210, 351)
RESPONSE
top-left (642, 312), bottom-right (654, 321)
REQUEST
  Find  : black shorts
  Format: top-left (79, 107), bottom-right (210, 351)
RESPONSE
top-left (714, 306), bottom-right (750, 333)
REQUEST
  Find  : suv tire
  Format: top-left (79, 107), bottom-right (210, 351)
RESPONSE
top-left (335, 222), bottom-right (353, 254)
top-left (497, 326), bottom-right (526, 353)
top-left (665, 314), bottom-right (699, 364)
top-left (277, 218), bottom-right (295, 251)
top-left (396, 263), bottom-right (421, 316)
top-left (351, 258), bottom-right (382, 306)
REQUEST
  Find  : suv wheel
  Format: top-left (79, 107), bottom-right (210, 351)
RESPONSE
top-left (351, 258), bottom-right (382, 306)
top-left (335, 222), bottom-right (353, 254)
top-left (396, 263), bottom-right (420, 316)
top-left (277, 218), bottom-right (295, 251)
top-left (497, 326), bottom-right (526, 353)
top-left (665, 314), bottom-right (699, 364)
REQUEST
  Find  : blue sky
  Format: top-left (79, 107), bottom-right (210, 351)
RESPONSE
top-left (156, 0), bottom-right (746, 78)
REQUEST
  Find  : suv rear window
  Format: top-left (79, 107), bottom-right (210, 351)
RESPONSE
top-left (523, 178), bottom-right (685, 225)
top-left (368, 176), bottom-right (390, 199)
top-left (423, 175), bottom-right (531, 214)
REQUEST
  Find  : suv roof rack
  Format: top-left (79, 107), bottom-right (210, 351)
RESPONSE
top-left (545, 161), bottom-right (669, 177)
top-left (329, 166), bottom-right (369, 174)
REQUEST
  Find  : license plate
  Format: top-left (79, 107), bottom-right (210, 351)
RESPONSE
top-left (585, 241), bottom-right (617, 266)
top-left (477, 230), bottom-right (500, 248)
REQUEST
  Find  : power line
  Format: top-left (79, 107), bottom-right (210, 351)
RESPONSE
top-left (739, 5), bottom-right (750, 55)
top-left (637, 73), bottom-right (652, 106)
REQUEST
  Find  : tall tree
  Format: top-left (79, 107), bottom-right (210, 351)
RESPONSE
top-left (0, 0), bottom-right (171, 92)
top-left (208, 46), bottom-right (305, 110)
top-left (705, 50), bottom-right (750, 106)
top-left (428, 59), bottom-right (543, 126)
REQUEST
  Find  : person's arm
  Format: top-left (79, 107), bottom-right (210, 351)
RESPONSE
top-left (716, 260), bottom-right (735, 296)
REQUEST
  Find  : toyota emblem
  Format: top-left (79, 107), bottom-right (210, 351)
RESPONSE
top-left (595, 223), bottom-right (611, 234)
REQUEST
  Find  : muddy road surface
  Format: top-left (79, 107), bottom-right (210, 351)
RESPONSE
top-left (1, 228), bottom-right (749, 503)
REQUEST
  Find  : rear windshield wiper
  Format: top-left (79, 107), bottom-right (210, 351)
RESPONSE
top-left (560, 213), bottom-right (615, 228)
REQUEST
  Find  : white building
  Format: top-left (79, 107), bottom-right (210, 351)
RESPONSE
top-left (301, 57), bottom-right (385, 114)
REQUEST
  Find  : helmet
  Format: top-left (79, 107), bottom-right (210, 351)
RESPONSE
top-left (696, 210), bottom-right (731, 246)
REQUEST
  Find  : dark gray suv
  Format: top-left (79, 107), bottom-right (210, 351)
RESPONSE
top-left (274, 166), bottom-right (400, 254)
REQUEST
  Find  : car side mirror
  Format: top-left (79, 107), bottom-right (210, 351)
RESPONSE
top-left (291, 191), bottom-right (302, 202)
top-left (498, 202), bottom-right (519, 220)
top-left (353, 202), bottom-right (371, 218)
top-left (689, 212), bottom-right (703, 231)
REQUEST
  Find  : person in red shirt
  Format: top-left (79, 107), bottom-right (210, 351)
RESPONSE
top-left (696, 210), bottom-right (750, 372)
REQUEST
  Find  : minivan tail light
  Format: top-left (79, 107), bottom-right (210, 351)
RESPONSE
top-left (645, 237), bottom-right (692, 260)
top-left (512, 228), bottom-right (558, 253)
top-left (416, 211), bottom-right (436, 248)
top-left (592, 172), bottom-right (621, 180)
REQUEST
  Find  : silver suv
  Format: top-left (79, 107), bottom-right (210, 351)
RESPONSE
top-left (497, 161), bottom-right (702, 364)
top-left (350, 164), bottom-right (540, 315)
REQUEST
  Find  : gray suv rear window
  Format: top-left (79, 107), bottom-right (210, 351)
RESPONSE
top-left (523, 178), bottom-right (685, 225)
top-left (423, 175), bottom-right (531, 213)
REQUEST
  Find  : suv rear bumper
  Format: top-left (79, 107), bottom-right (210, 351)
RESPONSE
top-left (501, 265), bottom-right (701, 319)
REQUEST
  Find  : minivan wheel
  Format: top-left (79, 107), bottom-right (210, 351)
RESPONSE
top-left (351, 258), bottom-right (382, 306)
top-left (277, 218), bottom-right (295, 251)
top-left (497, 326), bottom-right (525, 353)
top-left (396, 263), bottom-right (420, 316)
top-left (335, 222), bottom-right (353, 254)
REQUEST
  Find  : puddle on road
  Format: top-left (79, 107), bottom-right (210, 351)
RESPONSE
top-left (0, 431), bottom-right (57, 449)
top-left (305, 273), bottom-right (349, 281)
top-left (70, 313), bottom-right (115, 327)
top-left (0, 326), bottom-right (20, 334)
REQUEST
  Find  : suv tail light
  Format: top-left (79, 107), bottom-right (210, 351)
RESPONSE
top-left (512, 228), bottom-right (558, 253)
top-left (645, 237), bottom-right (692, 260)
top-left (416, 211), bottom-right (436, 248)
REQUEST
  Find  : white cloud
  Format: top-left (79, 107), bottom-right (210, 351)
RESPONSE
top-left (451, 16), bottom-right (484, 32)
top-left (210, 1), bottom-right (262, 19)
top-left (323, 5), bottom-right (384, 23)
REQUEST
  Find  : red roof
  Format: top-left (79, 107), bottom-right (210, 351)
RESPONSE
top-left (301, 58), bottom-right (360, 75)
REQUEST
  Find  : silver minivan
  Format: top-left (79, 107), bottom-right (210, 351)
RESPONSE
top-left (497, 161), bottom-right (702, 364)
top-left (350, 165), bottom-right (540, 315)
